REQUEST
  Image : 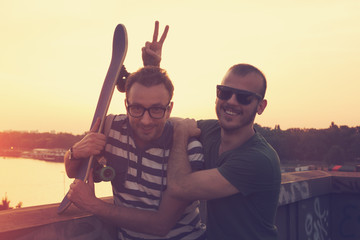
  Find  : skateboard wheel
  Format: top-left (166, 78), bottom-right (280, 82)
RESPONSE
top-left (98, 166), bottom-right (116, 182)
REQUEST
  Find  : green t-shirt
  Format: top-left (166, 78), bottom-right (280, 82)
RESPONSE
top-left (198, 120), bottom-right (281, 240)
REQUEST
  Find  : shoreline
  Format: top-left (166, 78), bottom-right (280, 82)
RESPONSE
top-left (0, 148), bottom-right (66, 163)
top-left (1, 155), bottom-right (64, 163)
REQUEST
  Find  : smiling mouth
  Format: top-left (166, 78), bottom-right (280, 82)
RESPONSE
top-left (140, 125), bottom-right (155, 133)
top-left (223, 106), bottom-right (242, 116)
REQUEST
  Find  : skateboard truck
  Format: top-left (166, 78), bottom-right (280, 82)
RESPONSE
top-left (93, 156), bottom-right (116, 182)
top-left (116, 65), bottom-right (130, 93)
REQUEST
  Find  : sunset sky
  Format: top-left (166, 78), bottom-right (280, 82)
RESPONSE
top-left (1, 0), bottom-right (359, 134)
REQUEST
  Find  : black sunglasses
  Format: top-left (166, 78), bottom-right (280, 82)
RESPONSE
top-left (217, 85), bottom-right (263, 105)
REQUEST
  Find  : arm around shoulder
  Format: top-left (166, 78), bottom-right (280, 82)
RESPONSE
top-left (167, 120), bottom-right (239, 201)
top-left (87, 191), bottom-right (189, 236)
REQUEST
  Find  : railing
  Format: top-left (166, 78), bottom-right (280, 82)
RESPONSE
top-left (0, 171), bottom-right (359, 240)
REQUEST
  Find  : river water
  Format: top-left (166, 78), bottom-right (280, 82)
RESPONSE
top-left (0, 157), bottom-right (112, 208)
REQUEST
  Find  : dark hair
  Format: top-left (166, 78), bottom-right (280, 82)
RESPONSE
top-left (228, 64), bottom-right (267, 98)
top-left (125, 66), bottom-right (174, 100)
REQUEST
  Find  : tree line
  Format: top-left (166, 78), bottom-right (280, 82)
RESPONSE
top-left (255, 122), bottom-right (360, 165)
top-left (0, 122), bottom-right (359, 165)
top-left (0, 131), bottom-right (83, 155)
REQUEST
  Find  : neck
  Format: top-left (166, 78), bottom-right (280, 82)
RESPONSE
top-left (133, 137), bottom-right (150, 150)
top-left (219, 126), bottom-right (255, 155)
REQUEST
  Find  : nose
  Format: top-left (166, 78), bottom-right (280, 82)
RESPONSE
top-left (227, 93), bottom-right (238, 105)
top-left (140, 110), bottom-right (152, 125)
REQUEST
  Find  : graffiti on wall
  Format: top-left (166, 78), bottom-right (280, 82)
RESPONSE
top-left (279, 181), bottom-right (310, 205)
top-left (305, 197), bottom-right (329, 240)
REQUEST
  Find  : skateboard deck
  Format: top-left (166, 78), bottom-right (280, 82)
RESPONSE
top-left (57, 24), bottom-right (128, 214)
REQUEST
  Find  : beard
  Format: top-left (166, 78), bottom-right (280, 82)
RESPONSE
top-left (216, 103), bottom-right (258, 133)
top-left (129, 121), bottom-right (163, 147)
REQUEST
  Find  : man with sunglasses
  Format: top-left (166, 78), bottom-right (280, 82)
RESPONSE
top-left (167, 64), bottom-right (281, 240)
top-left (65, 22), bottom-right (205, 239)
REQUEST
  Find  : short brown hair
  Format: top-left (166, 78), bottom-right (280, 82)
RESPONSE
top-left (228, 64), bottom-right (267, 98)
top-left (125, 66), bottom-right (174, 100)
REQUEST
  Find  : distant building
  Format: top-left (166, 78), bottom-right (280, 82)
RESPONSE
top-left (23, 148), bottom-right (66, 162)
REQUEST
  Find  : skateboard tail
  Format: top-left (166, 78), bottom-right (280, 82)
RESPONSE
top-left (57, 24), bottom-right (127, 215)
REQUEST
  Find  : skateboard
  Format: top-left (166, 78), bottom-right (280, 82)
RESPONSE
top-left (57, 24), bottom-right (128, 214)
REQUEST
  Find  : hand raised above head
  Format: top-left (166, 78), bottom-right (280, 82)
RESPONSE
top-left (142, 21), bottom-right (169, 67)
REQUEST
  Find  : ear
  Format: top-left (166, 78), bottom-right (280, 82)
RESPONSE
top-left (124, 98), bottom-right (129, 116)
top-left (165, 101), bottom-right (174, 118)
top-left (257, 99), bottom-right (267, 115)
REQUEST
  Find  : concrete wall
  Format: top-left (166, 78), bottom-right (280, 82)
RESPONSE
top-left (1, 171), bottom-right (359, 240)
top-left (276, 171), bottom-right (360, 240)
top-left (0, 197), bottom-right (117, 240)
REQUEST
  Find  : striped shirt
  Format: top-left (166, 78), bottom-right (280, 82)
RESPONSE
top-left (104, 115), bottom-right (205, 240)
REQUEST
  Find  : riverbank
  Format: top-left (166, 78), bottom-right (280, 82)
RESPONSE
top-left (0, 148), bottom-right (66, 163)
top-left (0, 157), bottom-right (112, 208)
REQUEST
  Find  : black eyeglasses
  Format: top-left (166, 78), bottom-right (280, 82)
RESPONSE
top-left (217, 85), bottom-right (263, 105)
top-left (126, 101), bottom-right (170, 119)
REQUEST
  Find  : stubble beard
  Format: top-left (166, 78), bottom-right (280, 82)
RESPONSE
top-left (217, 105), bottom-right (258, 133)
top-left (131, 122), bottom-right (160, 147)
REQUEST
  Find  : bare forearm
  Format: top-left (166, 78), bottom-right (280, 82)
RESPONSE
top-left (65, 122), bottom-right (106, 178)
top-left (64, 150), bottom-right (82, 178)
top-left (167, 128), bottom-right (193, 199)
top-left (86, 195), bottom-right (185, 236)
top-left (69, 179), bottom-right (183, 236)
top-left (91, 200), bottom-right (166, 236)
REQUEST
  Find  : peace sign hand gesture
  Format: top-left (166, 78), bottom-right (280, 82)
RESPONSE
top-left (142, 21), bottom-right (169, 67)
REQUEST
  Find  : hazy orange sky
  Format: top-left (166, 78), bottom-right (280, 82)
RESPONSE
top-left (1, 0), bottom-right (359, 134)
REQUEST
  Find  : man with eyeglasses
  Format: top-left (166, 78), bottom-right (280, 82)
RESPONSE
top-left (65, 22), bottom-right (205, 240)
top-left (167, 64), bottom-right (281, 240)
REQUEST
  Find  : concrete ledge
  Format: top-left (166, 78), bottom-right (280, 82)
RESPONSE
top-left (279, 170), bottom-right (334, 205)
top-left (0, 197), bottom-right (117, 240)
top-left (279, 171), bottom-right (360, 205)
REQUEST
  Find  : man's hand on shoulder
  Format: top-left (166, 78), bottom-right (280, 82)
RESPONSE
top-left (170, 117), bottom-right (201, 138)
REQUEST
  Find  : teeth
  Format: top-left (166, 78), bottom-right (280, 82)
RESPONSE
top-left (224, 108), bottom-right (238, 116)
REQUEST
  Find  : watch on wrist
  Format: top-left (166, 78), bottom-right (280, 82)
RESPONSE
top-left (69, 147), bottom-right (77, 161)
